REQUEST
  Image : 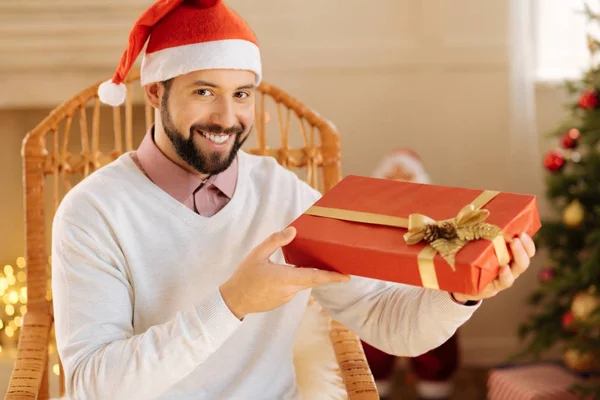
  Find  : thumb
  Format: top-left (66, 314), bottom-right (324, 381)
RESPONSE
top-left (252, 226), bottom-right (297, 261)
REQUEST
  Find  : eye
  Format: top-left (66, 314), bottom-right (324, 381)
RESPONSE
top-left (196, 89), bottom-right (213, 97)
top-left (235, 91), bottom-right (250, 99)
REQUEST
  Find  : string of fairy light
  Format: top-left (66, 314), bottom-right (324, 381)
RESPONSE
top-left (0, 257), bottom-right (29, 348)
top-left (1, 256), bottom-right (59, 377)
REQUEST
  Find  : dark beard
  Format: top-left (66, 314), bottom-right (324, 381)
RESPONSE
top-left (159, 96), bottom-right (249, 175)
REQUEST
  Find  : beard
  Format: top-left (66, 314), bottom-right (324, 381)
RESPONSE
top-left (159, 99), bottom-right (249, 176)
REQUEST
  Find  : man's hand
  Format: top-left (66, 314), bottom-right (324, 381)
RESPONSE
top-left (451, 233), bottom-right (536, 304)
top-left (219, 226), bottom-right (350, 319)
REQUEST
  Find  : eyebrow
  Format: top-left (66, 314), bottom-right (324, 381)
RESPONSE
top-left (190, 80), bottom-right (256, 90)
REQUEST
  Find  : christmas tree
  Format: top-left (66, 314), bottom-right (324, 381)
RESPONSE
top-left (511, 5), bottom-right (600, 397)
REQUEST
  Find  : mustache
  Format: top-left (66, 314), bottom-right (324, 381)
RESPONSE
top-left (191, 123), bottom-right (244, 135)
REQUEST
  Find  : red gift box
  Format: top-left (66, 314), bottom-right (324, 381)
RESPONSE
top-left (488, 363), bottom-right (596, 400)
top-left (282, 175), bottom-right (541, 295)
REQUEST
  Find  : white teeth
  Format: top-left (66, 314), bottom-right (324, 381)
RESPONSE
top-left (202, 132), bottom-right (229, 144)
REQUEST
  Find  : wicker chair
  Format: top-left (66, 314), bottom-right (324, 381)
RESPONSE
top-left (4, 69), bottom-right (379, 400)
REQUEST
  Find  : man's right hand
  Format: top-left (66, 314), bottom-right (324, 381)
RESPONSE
top-left (219, 226), bottom-right (350, 320)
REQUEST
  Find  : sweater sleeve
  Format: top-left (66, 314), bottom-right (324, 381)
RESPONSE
top-left (51, 217), bottom-right (242, 400)
top-left (311, 277), bottom-right (479, 357)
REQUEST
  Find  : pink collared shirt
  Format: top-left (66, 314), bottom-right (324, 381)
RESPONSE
top-left (130, 127), bottom-right (237, 217)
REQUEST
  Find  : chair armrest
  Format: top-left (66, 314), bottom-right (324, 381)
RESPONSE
top-left (5, 312), bottom-right (53, 400)
top-left (329, 320), bottom-right (380, 400)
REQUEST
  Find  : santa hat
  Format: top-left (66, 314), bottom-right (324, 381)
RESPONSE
top-left (372, 148), bottom-right (431, 184)
top-left (98, 0), bottom-right (261, 106)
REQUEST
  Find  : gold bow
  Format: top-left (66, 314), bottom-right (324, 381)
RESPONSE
top-left (402, 203), bottom-right (503, 270)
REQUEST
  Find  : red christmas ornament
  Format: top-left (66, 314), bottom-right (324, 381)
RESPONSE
top-left (561, 129), bottom-right (580, 149)
top-left (562, 311), bottom-right (576, 331)
top-left (544, 149), bottom-right (565, 173)
top-left (579, 90), bottom-right (599, 109)
top-left (539, 268), bottom-right (554, 282)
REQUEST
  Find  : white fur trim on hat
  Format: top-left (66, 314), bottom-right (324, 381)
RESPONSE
top-left (98, 80), bottom-right (127, 107)
top-left (140, 39), bottom-right (262, 86)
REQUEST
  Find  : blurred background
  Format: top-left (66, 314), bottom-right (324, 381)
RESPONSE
top-left (1, 1), bottom-right (599, 399)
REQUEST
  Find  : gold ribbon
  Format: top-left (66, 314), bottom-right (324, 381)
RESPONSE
top-left (304, 190), bottom-right (511, 290)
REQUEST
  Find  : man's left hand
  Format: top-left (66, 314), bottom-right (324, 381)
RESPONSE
top-left (450, 233), bottom-right (536, 304)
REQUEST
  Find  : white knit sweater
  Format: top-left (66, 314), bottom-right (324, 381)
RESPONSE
top-left (51, 151), bottom-right (480, 400)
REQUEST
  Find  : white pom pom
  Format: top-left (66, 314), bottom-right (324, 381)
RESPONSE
top-left (98, 80), bottom-right (127, 106)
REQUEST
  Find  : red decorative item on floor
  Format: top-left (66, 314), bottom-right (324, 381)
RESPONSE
top-left (487, 363), bottom-right (596, 400)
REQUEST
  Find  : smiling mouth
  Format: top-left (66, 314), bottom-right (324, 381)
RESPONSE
top-left (195, 130), bottom-right (231, 144)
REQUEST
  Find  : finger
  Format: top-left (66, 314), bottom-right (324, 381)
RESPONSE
top-left (285, 266), bottom-right (351, 287)
top-left (496, 265), bottom-right (515, 290)
top-left (519, 233), bottom-right (536, 258)
top-left (251, 227), bottom-right (297, 261)
top-left (510, 238), bottom-right (530, 278)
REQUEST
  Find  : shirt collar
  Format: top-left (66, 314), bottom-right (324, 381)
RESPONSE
top-left (136, 126), bottom-right (237, 203)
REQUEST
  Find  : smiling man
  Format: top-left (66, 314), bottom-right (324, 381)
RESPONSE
top-left (51, 1), bottom-right (537, 399)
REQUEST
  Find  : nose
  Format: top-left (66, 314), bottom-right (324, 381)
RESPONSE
top-left (209, 96), bottom-right (236, 128)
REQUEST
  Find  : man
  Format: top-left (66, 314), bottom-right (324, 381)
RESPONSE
top-left (52, 1), bottom-right (536, 399)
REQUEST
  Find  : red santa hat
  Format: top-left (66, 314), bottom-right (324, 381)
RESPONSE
top-left (372, 148), bottom-right (431, 184)
top-left (98, 0), bottom-right (261, 106)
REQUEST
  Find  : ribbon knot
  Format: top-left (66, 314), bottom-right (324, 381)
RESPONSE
top-left (402, 203), bottom-right (503, 270)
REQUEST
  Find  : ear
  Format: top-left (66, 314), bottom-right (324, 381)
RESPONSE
top-left (144, 82), bottom-right (162, 109)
